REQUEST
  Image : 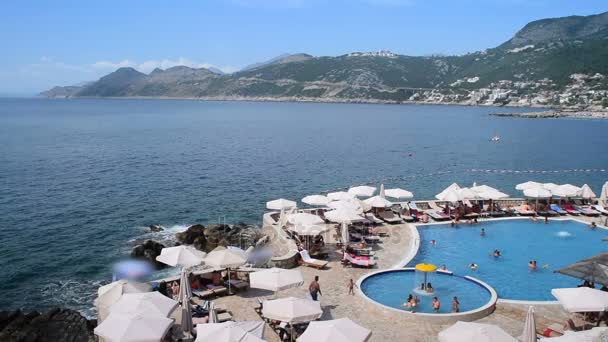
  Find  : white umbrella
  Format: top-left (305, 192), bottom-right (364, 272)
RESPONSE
top-left (516, 181), bottom-right (542, 191)
top-left (262, 297), bottom-right (322, 323)
top-left (267, 198), bottom-right (297, 210)
top-left (195, 321), bottom-right (265, 342)
top-left (341, 221), bottom-right (349, 246)
top-left (438, 321), bottom-right (517, 342)
top-left (302, 195), bottom-right (331, 206)
top-left (601, 181), bottom-right (608, 204)
top-left (109, 291), bottom-right (178, 317)
top-left (384, 188), bottom-right (414, 199)
top-left (457, 187), bottom-right (480, 200)
top-left (437, 183), bottom-right (461, 197)
top-left (579, 184), bottom-right (596, 199)
top-left (556, 260), bottom-right (608, 286)
top-left (288, 213), bottom-right (324, 226)
top-left (552, 287), bottom-right (608, 312)
top-left (327, 191), bottom-right (355, 201)
top-left (297, 318), bottom-right (371, 342)
top-left (521, 306), bottom-right (536, 342)
top-left (379, 184), bottom-right (386, 198)
top-left (290, 224), bottom-right (329, 236)
top-left (523, 187), bottom-right (552, 198)
top-left (477, 189), bottom-right (509, 200)
top-left (363, 195), bottom-right (393, 208)
top-left (178, 268), bottom-right (192, 303)
top-left (436, 188), bottom-right (460, 202)
top-left (95, 280), bottom-right (151, 322)
top-left (348, 185), bottom-right (376, 197)
top-left (156, 245), bottom-right (207, 268)
top-left (208, 301), bottom-right (218, 324)
top-left (470, 184), bottom-right (499, 194)
top-left (552, 184), bottom-right (582, 198)
top-left (324, 209), bottom-right (364, 223)
top-left (204, 247), bottom-right (247, 294)
top-left (543, 183), bottom-right (560, 191)
top-left (327, 200), bottom-right (363, 213)
top-left (180, 288), bottom-right (193, 337)
top-left (250, 267), bottom-right (304, 292)
top-left (94, 312), bottom-right (174, 342)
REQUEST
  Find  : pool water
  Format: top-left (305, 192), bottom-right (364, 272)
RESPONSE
top-left (360, 270), bottom-right (492, 314)
top-left (411, 219), bottom-right (607, 301)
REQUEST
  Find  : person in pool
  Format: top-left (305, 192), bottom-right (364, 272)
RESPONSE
top-left (544, 216), bottom-right (549, 224)
top-left (432, 297), bottom-right (441, 312)
top-left (590, 222), bottom-right (597, 229)
top-left (469, 263), bottom-right (478, 271)
top-left (480, 228), bottom-right (486, 236)
top-left (528, 260), bottom-right (537, 271)
top-left (440, 264), bottom-right (447, 271)
top-left (532, 216), bottom-right (539, 223)
top-left (402, 294), bottom-right (414, 308)
top-left (431, 239), bottom-right (437, 246)
top-left (452, 296), bottom-right (460, 313)
top-left (426, 282), bottom-right (434, 294)
top-left (493, 249), bottom-right (501, 257)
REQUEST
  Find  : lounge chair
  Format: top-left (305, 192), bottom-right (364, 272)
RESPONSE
top-left (515, 205), bottom-right (536, 216)
top-left (364, 213), bottom-right (384, 224)
top-left (426, 210), bottom-right (450, 221)
top-left (370, 226), bottom-right (389, 236)
top-left (217, 312), bottom-right (233, 322)
top-left (574, 205), bottom-right (600, 217)
top-left (299, 250), bottom-right (328, 269)
top-left (537, 209), bottom-right (559, 217)
top-left (192, 288), bottom-right (215, 298)
top-left (562, 204), bottom-right (581, 216)
top-left (227, 279), bottom-right (249, 292)
top-left (207, 284), bottom-right (228, 296)
top-left (343, 253), bottom-right (376, 268)
top-left (550, 204), bottom-right (568, 215)
top-left (378, 211), bottom-right (403, 224)
top-left (593, 205), bottom-right (608, 216)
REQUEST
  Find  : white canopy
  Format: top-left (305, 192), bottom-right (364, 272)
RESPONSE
top-left (297, 318), bottom-right (371, 342)
top-left (325, 209), bottom-right (364, 223)
top-left (327, 199), bottom-right (364, 214)
top-left (478, 189), bottom-right (509, 200)
top-left (579, 184), bottom-right (596, 199)
top-left (290, 224), bottom-right (329, 236)
top-left (327, 191), bottom-right (355, 201)
top-left (348, 186), bottom-right (377, 197)
top-left (195, 321), bottom-right (265, 342)
top-left (363, 195), bottom-right (393, 208)
top-left (250, 267), bottom-right (304, 292)
top-left (552, 184), bottom-right (582, 198)
top-left (516, 181), bottom-right (543, 191)
top-left (262, 297), bottom-right (322, 323)
top-left (523, 187), bottom-right (552, 198)
top-left (384, 188), bottom-right (414, 199)
top-left (436, 188), bottom-right (460, 202)
top-left (94, 313), bottom-right (174, 342)
top-left (109, 291), bottom-right (178, 317)
top-left (471, 184), bottom-right (499, 194)
top-left (457, 187), bottom-right (480, 200)
top-left (204, 247), bottom-right (248, 269)
top-left (156, 245), bottom-right (207, 268)
top-left (178, 267), bottom-right (193, 303)
top-left (302, 195), bottom-right (331, 206)
top-left (521, 306), bottom-right (536, 342)
top-left (438, 321), bottom-right (517, 342)
top-left (95, 280), bottom-right (151, 322)
top-left (552, 287), bottom-right (608, 312)
top-left (437, 183), bottom-right (461, 197)
top-left (543, 183), bottom-right (560, 191)
top-left (266, 198), bottom-right (297, 210)
top-left (601, 182), bottom-right (608, 203)
top-left (288, 213), bottom-right (324, 226)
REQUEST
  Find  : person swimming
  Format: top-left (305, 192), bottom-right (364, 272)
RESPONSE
top-left (440, 264), bottom-right (447, 271)
top-left (469, 263), bottom-right (478, 271)
top-left (426, 282), bottom-right (434, 294)
top-left (431, 239), bottom-right (437, 246)
top-left (402, 294), bottom-right (414, 308)
top-left (590, 222), bottom-right (597, 229)
top-left (480, 228), bottom-right (486, 236)
top-left (532, 216), bottom-right (538, 223)
top-left (493, 249), bottom-right (501, 258)
top-left (432, 297), bottom-right (441, 312)
top-left (529, 260), bottom-right (537, 271)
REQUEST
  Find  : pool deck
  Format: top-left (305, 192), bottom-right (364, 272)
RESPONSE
top-left (212, 216), bottom-right (605, 341)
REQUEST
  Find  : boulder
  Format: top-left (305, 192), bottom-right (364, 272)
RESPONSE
top-left (0, 308), bottom-right (96, 342)
top-left (175, 223), bottom-right (262, 253)
top-left (175, 224), bottom-right (205, 244)
top-left (131, 239), bottom-right (165, 268)
top-left (148, 224), bottom-right (164, 233)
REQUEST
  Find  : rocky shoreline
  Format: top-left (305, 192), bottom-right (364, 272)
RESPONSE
top-left (0, 308), bottom-right (96, 342)
top-left (491, 110), bottom-right (608, 119)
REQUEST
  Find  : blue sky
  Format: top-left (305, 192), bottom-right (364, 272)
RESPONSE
top-left (0, 0), bottom-right (606, 95)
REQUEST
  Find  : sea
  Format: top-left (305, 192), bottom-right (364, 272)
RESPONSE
top-left (1, 98), bottom-right (607, 316)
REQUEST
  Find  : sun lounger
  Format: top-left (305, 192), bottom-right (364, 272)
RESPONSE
top-left (538, 209), bottom-right (559, 217)
top-left (364, 213), bottom-right (384, 224)
top-left (350, 232), bottom-right (381, 243)
top-left (207, 284), bottom-right (228, 296)
top-left (192, 289), bottom-right (215, 298)
top-left (299, 250), bottom-right (328, 269)
top-left (370, 226), bottom-right (389, 236)
top-left (593, 205), bottom-right (608, 216)
top-left (217, 312), bottom-right (233, 322)
top-left (378, 211), bottom-right (403, 224)
top-left (227, 279), bottom-right (249, 291)
top-left (563, 204), bottom-right (581, 215)
top-left (426, 210), bottom-right (451, 221)
top-left (343, 253), bottom-right (376, 268)
top-left (574, 205), bottom-right (600, 217)
top-left (550, 204), bottom-right (568, 215)
top-left (515, 205), bottom-right (536, 216)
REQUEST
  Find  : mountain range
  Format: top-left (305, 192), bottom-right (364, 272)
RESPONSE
top-left (41, 11), bottom-right (608, 109)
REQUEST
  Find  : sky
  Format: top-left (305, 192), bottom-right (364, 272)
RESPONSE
top-left (0, 0), bottom-right (606, 95)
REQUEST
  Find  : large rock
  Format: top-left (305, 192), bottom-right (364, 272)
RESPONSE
top-left (175, 224), bottom-right (205, 245)
top-left (175, 223), bottom-right (262, 253)
top-left (0, 308), bottom-right (96, 342)
top-left (131, 239), bottom-right (165, 268)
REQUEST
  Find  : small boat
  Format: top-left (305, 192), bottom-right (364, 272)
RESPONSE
top-left (490, 134), bottom-right (500, 142)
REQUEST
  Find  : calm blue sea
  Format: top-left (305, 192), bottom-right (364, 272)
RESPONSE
top-left (1, 98), bottom-right (607, 315)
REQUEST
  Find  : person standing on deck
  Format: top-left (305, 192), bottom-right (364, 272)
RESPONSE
top-left (309, 275), bottom-right (322, 301)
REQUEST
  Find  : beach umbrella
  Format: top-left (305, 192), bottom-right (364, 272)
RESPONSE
top-left (327, 191), bottom-right (355, 201)
top-left (470, 184), bottom-right (499, 194)
top-left (208, 301), bottom-right (218, 324)
top-left (552, 184), bottom-right (581, 198)
top-left (516, 181), bottom-right (543, 191)
top-left (363, 195), bottom-right (393, 208)
top-left (94, 312), bottom-right (174, 342)
top-left (288, 213), bottom-right (324, 226)
top-left (156, 245), bottom-right (207, 268)
top-left (579, 184), bottom-right (596, 199)
top-left (327, 200), bottom-right (364, 213)
top-left (556, 260), bottom-right (608, 286)
top-left (290, 224), bottom-right (329, 236)
top-left (262, 297), bottom-right (322, 323)
top-left (523, 187), bottom-right (552, 198)
top-left (379, 184), bottom-right (386, 198)
top-left (436, 188), bottom-right (460, 202)
top-left (477, 189), bottom-right (509, 200)
top-left (601, 182), bottom-right (608, 204)
top-left (552, 287), bottom-right (608, 312)
top-left (95, 280), bottom-right (151, 322)
top-left (204, 247), bottom-right (247, 294)
top-left (266, 198), bottom-right (297, 210)
top-left (180, 287), bottom-right (193, 337)
top-left (109, 291), bottom-right (178, 318)
top-left (325, 209), bottom-right (364, 223)
top-left (195, 321), bottom-right (265, 342)
top-left (538, 327), bottom-right (608, 341)
top-left (302, 195), bottom-right (331, 206)
top-left (341, 221), bottom-right (350, 246)
top-left (384, 188), bottom-right (414, 199)
top-left (250, 267), bottom-right (304, 293)
top-left (178, 267), bottom-right (192, 303)
top-left (543, 183), bottom-right (560, 191)
top-left (457, 187), bottom-right (480, 200)
top-left (520, 306), bottom-right (536, 342)
top-left (437, 183), bottom-right (461, 198)
top-left (348, 185), bottom-right (376, 197)
top-left (297, 317), bottom-right (371, 342)
top-left (438, 321), bottom-right (517, 342)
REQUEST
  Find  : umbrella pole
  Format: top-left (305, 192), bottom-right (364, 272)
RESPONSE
top-left (228, 268), bottom-right (232, 295)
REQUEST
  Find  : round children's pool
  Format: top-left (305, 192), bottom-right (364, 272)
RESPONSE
top-left (359, 269), bottom-right (494, 314)
top-left (412, 218), bottom-right (607, 301)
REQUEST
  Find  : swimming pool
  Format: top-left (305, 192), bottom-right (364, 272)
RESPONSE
top-left (360, 269), bottom-right (493, 314)
top-left (411, 218), bottom-right (607, 301)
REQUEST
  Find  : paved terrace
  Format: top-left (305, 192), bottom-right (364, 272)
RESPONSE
top-left (206, 217), bottom-right (606, 342)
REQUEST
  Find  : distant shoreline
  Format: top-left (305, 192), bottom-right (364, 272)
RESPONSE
top-left (491, 110), bottom-right (608, 120)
